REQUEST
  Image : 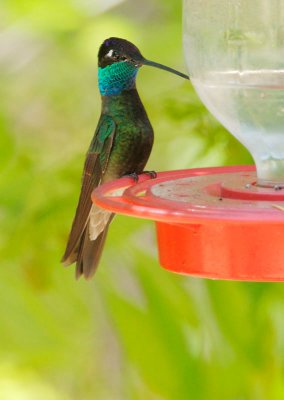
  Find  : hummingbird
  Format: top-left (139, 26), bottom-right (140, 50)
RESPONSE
top-left (62, 37), bottom-right (189, 279)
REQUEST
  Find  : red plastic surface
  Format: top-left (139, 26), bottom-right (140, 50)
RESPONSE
top-left (92, 166), bottom-right (284, 281)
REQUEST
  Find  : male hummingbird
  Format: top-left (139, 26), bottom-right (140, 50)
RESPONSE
top-left (62, 37), bottom-right (189, 279)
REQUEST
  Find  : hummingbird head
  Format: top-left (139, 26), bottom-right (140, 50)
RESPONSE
top-left (98, 38), bottom-right (144, 68)
top-left (98, 37), bottom-right (189, 96)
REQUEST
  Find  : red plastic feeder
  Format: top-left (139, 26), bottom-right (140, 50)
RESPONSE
top-left (92, 165), bottom-right (284, 281)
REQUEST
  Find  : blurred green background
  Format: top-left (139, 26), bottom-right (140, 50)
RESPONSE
top-left (1, 0), bottom-right (284, 399)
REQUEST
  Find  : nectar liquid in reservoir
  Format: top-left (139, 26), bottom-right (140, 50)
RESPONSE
top-left (192, 70), bottom-right (284, 187)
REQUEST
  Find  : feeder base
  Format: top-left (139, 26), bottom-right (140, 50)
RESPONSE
top-left (156, 221), bottom-right (284, 281)
top-left (92, 166), bottom-right (284, 281)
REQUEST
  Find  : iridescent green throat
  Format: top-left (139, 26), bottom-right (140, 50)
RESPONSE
top-left (98, 62), bottom-right (138, 96)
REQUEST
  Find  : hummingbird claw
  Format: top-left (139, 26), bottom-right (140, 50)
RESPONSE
top-left (123, 171), bottom-right (156, 183)
top-left (123, 172), bottom-right (139, 182)
top-left (143, 170), bottom-right (157, 179)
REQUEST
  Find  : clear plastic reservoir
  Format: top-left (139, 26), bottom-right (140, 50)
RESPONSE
top-left (183, 0), bottom-right (284, 186)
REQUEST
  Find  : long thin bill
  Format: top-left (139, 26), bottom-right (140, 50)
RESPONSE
top-left (142, 59), bottom-right (189, 79)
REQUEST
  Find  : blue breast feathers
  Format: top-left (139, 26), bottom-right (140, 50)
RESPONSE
top-left (98, 62), bottom-right (138, 96)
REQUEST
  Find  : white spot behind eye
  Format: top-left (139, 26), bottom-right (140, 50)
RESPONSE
top-left (106, 49), bottom-right (114, 57)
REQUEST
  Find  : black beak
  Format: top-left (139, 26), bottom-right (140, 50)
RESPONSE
top-left (142, 58), bottom-right (189, 80)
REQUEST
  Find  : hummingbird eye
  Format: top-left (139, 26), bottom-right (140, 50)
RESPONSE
top-left (111, 50), bottom-right (121, 60)
top-left (105, 49), bottom-right (128, 62)
top-left (112, 51), bottom-right (127, 62)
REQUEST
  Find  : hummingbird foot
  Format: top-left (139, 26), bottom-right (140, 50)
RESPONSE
top-left (142, 170), bottom-right (157, 179)
top-left (123, 170), bottom-right (157, 183)
top-left (123, 172), bottom-right (139, 182)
